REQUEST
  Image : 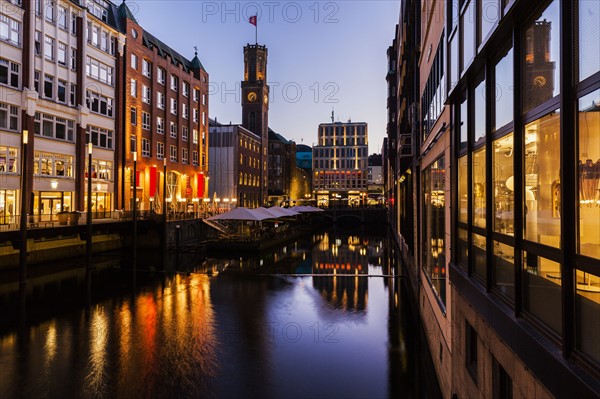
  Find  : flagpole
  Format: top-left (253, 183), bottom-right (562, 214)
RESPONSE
top-left (255, 21), bottom-right (257, 44)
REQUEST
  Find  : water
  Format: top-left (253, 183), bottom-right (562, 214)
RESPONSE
top-left (0, 228), bottom-right (440, 398)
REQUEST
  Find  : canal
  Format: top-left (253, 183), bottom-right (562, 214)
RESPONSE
top-left (0, 227), bottom-right (441, 398)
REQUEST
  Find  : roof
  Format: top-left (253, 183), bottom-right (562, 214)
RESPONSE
top-left (296, 144), bottom-right (312, 152)
top-left (268, 129), bottom-right (290, 144)
top-left (116, 1), bottom-right (137, 24)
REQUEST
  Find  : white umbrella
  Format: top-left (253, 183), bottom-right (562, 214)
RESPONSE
top-left (268, 206), bottom-right (300, 217)
top-left (206, 207), bottom-right (270, 221)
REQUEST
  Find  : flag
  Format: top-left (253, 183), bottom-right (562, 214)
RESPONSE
top-left (249, 15), bottom-right (257, 26)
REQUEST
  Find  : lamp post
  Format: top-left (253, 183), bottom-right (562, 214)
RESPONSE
top-left (162, 158), bottom-right (167, 267)
top-left (132, 151), bottom-right (137, 270)
top-left (85, 142), bottom-right (93, 307)
top-left (19, 130), bottom-right (28, 306)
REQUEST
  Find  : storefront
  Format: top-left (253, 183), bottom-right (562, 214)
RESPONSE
top-left (33, 191), bottom-right (73, 222)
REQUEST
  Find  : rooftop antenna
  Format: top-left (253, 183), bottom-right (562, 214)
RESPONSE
top-left (331, 108), bottom-right (334, 123)
top-left (193, 45), bottom-right (198, 56)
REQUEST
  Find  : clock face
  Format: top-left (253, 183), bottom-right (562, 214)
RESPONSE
top-left (247, 92), bottom-right (257, 102)
top-left (263, 94), bottom-right (268, 104)
top-left (533, 75), bottom-right (547, 87)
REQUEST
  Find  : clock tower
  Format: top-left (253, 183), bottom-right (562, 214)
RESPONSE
top-left (242, 44), bottom-right (270, 204)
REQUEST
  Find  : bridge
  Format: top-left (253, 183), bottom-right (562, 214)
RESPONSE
top-left (319, 207), bottom-right (387, 223)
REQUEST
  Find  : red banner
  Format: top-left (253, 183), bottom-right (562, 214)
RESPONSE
top-left (149, 166), bottom-right (157, 197)
top-left (135, 170), bottom-right (141, 188)
top-left (197, 173), bottom-right (205, 197)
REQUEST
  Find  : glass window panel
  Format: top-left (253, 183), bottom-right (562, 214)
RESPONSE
top-left (460, 97), bottom-right (468, 152)
top-left (459, 155), bottom-right (468, 223)
top-left (493, 241), bottom-right (514, 299)
top-left (575, 270), bottom-right (600, 364)
top-left (462, 1), bottom-right (476, 71)
top-left (523, 251), bottom-right (562, 334)
top-left (493, 133), bottom-right (514, 235)
top-left (480, 0), bottom-right (500, 43)
top-left (494, 47), bottom-right (513, 130)
top-left (450, 31), bottom-right (459, 90)
top-left (578, 0), bottom-right (600, 82)
top-left (458, 227), bottom-right (469, 267)
top-left (524, 110), bottom-right (561, 247)
top-left (577, 89), bottom-right (600, 259)
top-left (523, 0), bottom-right (560, 112)
top-left (474, 77), bottom-right (486, 145)
top-left (472, 232), bottom-right (486, 280)
top-left (473, 147), bottom-right (486, 228)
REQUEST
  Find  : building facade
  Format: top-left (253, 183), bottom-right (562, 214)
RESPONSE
top-left (312, 121), bottom-right (369, 207)
top-left (208, 120), bottom-right (261, 208)
top-left (119, 3), bottom-right (209, 215)
top-left (386, 0), bottom-right (600, 398)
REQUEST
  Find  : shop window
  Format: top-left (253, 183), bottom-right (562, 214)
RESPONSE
top-left (421, 156), bottom-right (446, 308)
top-left (472, 147), bottom-right (486, 228)
top-left (494, 47), bottom-right (513, 130)
top-left (523, 251), bottom-right (562, 334)
top-left (0, 190), bottom-right (17, 224)
top-left (523, 110), bottom-right (561, 247)
top-left (575, 270), bottom-right (600, 364)
top-left (493, 241), bottom-right (514, 300)
top-left (458, 227), bottom-right (469, 267)
top-left (577, 0), bottom-right (600, 82)
top-left (33, 152), bottom-right (74, 178)
top-left (458, 155), bottom-right (468, 223)
top-left (523, 0), bottom-right (560, 113)
top-left (577, 90), bottom-right (600, 259)
top-left (472, 232), bottom-right (486, 280)
top-left (0, 146), bottom-right (18, 173)
top-left (493, 133), bottom-right (514, 234)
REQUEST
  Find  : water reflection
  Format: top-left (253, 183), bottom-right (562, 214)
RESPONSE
top-left (0, 228), bottom-right (439, 398)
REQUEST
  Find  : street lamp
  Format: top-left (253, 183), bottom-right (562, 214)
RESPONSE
top-left (19, 130), bottom-right (28, 300)
top-left (132, 151), bottom-right (137, 269)
top-left (86, 142), bottom-right (93, 273)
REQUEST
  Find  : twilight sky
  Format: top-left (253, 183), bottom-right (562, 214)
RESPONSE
top-left (129, 0), bottom-right (400, 154)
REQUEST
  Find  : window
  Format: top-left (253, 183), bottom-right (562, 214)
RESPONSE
top-left (86, 159), bottom-right (112, 180)
top-left (193, 108), bottom-right (199, 123)
top-left (193, 151), bottom-right (198, 166)
top-left (193, 129), bottom-right (198, 144)
top-left (157, 117), bottom-right (164, 134)
top-left (193, 88), bottom-right (199, 102)
top-left (523, 0), bottom-right (560, 113)
top-left (86, 91), bottom-right (113, 117)
top-left (170, 75), bottom-right (178, 91)
top-left (462, 1), bottom-right (475, 70)
top-left (34, 31), bottom-right (41, 55)
top-left (34, 70), bottom-right (40, 93)
top-left (141, 138), bottom-right (150, 157)
top-left (182, 148), bottom-right (188, 164)
top-left (465, 321), bottom-right (478, 383)
top-left (422, 156), bottom-right (446, 308)
top-left (183, 82), bottom-right (189, 97)
top-left (157, 67), bottom-right (165, 85)
top-left (130, 134), bottom-right (136, 153)
top-left (86, 125), bottom-right (113, 149)
top-left (0, 58), bottom-right (19, 88)
top-left (170, 145), bottom-right (177, 162)
top-left (157, 92), bottom-right (165, 109)
top-left (142, 112), bottom-right (150, 130)
top-left (0, 145), bottom-right (18, 173)
top-left (71, 13), bottom-right (77, 35)
top-left (202, 112), bottom-right (206, 125)
top-left (473, 77), bottom-right (486, 145)
top-left (45, 2), bottom-right (54, 21)
top-left (0, 102), bottom-right (18, 131)
top-left (142, 59), bottom-right (151, 77)
top-left (480, 0), bottom-right (500, 44)
top-left (86, 57), bottom-right (114, 85)
top-left (131, 53), bottom-right (137, 69)
top-left (575, 270), bottom-right (600, 364)
top-left (524, 110), bottom-right (561, 247)
top-left (70, 48), bottom-right (77, 70)
top-left (421, 39), bottom-right (445, 139)
top-left (170, 121), bottom-right (177, 139)
top-left (170, 98), bottom-right (177, 115)
top-left (493, 133), bottom-right (513, 235)
top-left (70, 84), bottom-right (76, 106)
top-left (472, 147), bottom-right (486, 229)
top-left (492, 356), bottom-right (512, 399)
top-left (578, 0), bottom-right (600, 82)
top-left (44, 36), bottom-right (54, 60)
top-left (44, 74), bottom-right (54, 99)
top-left (156, 142), bottom-right (164, 159)
top-left (58, 6), bottom-right (68, 30)
top-left (100, 31), bottom-right (108, 52)
top-left (182, 126), bottom-right (188, 141)
top-left (57, 80), bottom-right (66, 103)
top-left (493, 240), bottom-right (514, 300)
top-left (459, 97), bottom-right (468, 152)
top-left (577, 90), bottom-right (600, 259)
top-left (58, 42), bottom-right (67, 66)
top-left (0, 14), bottom-right (20, 46)
top-left (130, 107), bottom-right (137, 125)
top-left (182, 103), bottom-right (188, 119)
top-left (33, 152), bottom-right (74, 178)
top-left (130, 79), bottom-right (137, 97)
top-left (142, 85), bottom-right (151, 104)
top-left (34, 113), bottom-right (75, 142)
top-left (202, 94), bottom-right (206, 106)
top-left (523, 252), bottom-right (562, 334)
top-left (86, 0), bottom-right (108, 22)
